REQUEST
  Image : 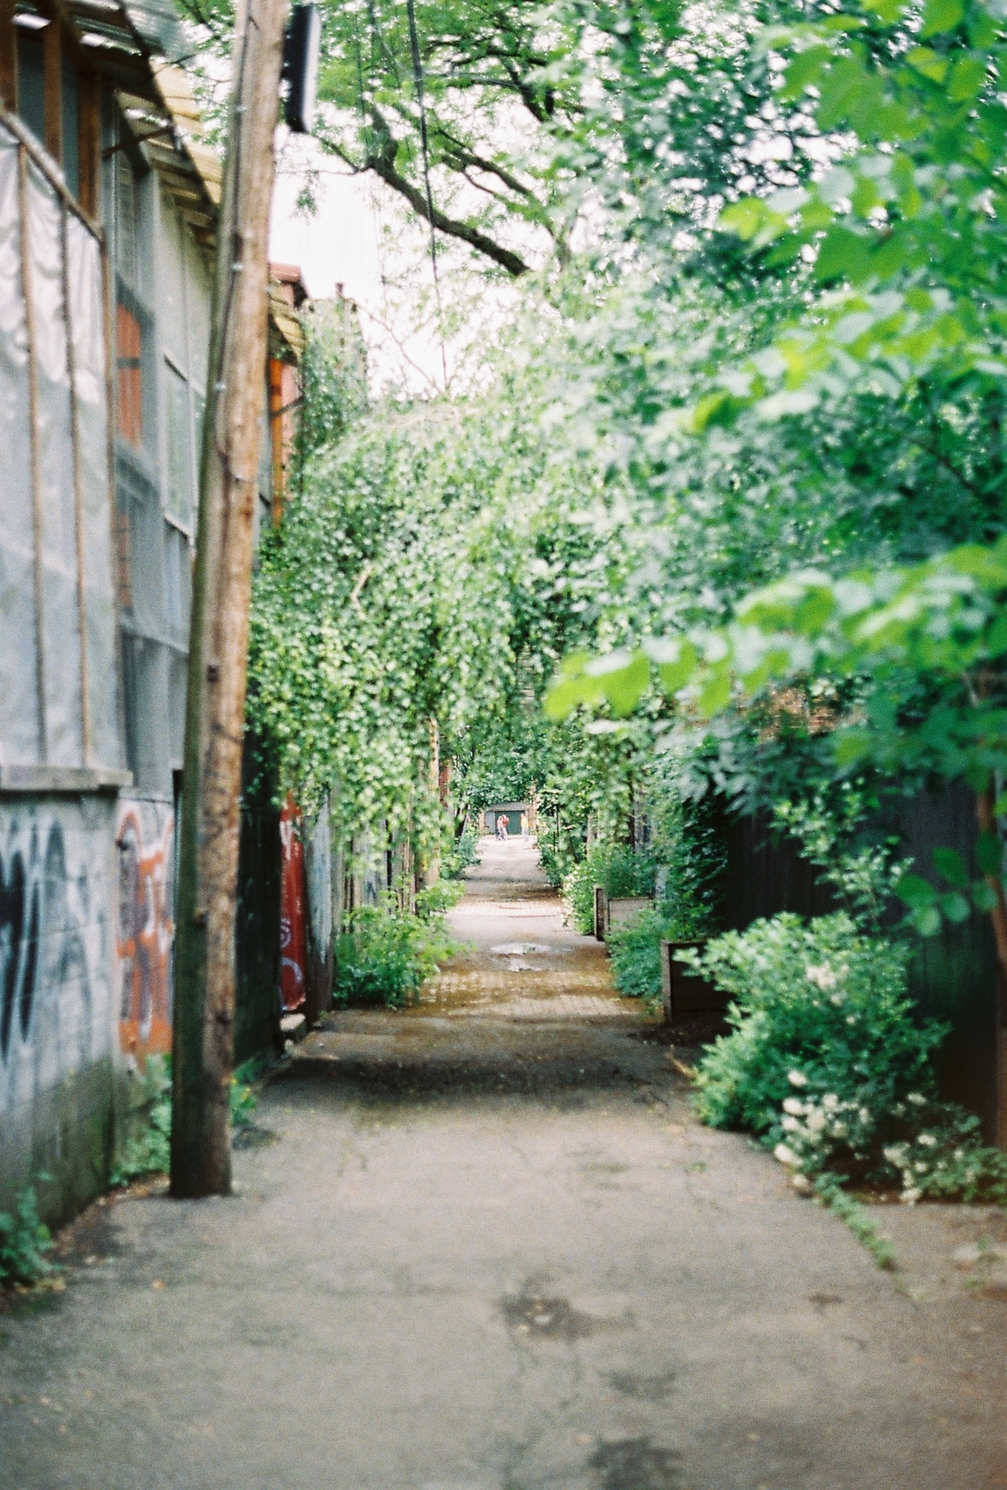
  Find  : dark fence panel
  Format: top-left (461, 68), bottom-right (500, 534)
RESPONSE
top-left (234, 744), bottom-right (281, 1065)
top-left (899, 787), bottom-right (1000, 1139)
top-left (717, 808), bottom-right (837, 930)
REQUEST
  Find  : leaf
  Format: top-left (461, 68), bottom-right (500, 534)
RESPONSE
top-left (691, 390), bottom-right (735, 433)
top-left (972, 881), bottom-right (999, 912)
top-left (780, 45), bottom-right (833, 101)
top-left (814, 226), bottom-right (873, 283)
top-left (994, 792), bottom-right (1007, 818)
top-left (596, 651), bottom-right (650, 718)
top-left (895, 873), bottom-right (938, 908)
top-left (904, 46), bottom-right (950, 83)
top-left (832, 727), bottom-right (873, 767)
top-left (965, 764), bottom-right (992, 793)
top-left (764, 236), bottom-right (805, 269)
top-left (654, 641), bottom-right (699, 694)
top-left (976, 830), bottom-right (1004, 877)
top-left (940, 892), bottom-right (971, 923)
top-left (948, 57), bottom-right (988, 102)
top-left (863, 0), bottom-right (906, 19)
top-left (543, 654), bottom-right (607, 720)
top-left (719, 199), bottom-right (769, 241)
top-left (793, 585), bottom-right (837, 636)
top-left (933, 846), bottom-right (968, 887)
top-left (919, 0), bottom-right (964, 38)
top-left (697, 664), bottom-right (732, 717)
top-left (986, 612), bottom-right (1007, 657)
top-left (912, 905), bottom-right (943, 937)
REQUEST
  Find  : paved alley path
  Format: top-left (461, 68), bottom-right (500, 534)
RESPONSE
top-left (2, 837), bottom-right (1006, 1490)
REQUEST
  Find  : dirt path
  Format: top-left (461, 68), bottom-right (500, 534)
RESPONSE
top-left (2, 837), bottom-right (1006, 1489)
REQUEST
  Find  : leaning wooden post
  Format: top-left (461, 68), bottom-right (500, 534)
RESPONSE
top-left (170, 0), bottom-right (289, 1197)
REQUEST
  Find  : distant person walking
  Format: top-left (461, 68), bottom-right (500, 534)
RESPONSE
top-left (496, 814), bottom-right (509, 841)
top-left (520, 812), bottom-right (529, 839)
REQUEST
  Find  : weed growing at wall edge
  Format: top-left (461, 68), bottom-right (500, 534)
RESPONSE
top-left (111, 1055), bottom-right (260, 1186)
top-left (0, 1187), bottom-right (55, 1287)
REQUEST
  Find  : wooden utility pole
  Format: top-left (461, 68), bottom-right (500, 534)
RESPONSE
top-left (170, 0), bottom-right (289, 1197)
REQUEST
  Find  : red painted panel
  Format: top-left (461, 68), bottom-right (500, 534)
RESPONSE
top-left (279, 796), bottom-right (307, 1012)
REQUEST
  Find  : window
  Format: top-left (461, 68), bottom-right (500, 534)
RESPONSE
top-left (164, 359), bottom-right (194, 529)
top-left (11, 20), bottom-right (93, 210)
top-left (61, 55), bottom-right (79, 200)
top-left (116, 302), bottom-right (142, 447)
top-left (15, 24), bottom-right (44, 144)
top-left (115, 149), bottom-right (140, 290)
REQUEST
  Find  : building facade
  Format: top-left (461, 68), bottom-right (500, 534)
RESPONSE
top-left (0, 0), bottom-right (297, 1222)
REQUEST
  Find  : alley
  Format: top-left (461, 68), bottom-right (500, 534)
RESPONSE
top-left (1, 837), bottom-right (1006, 1490)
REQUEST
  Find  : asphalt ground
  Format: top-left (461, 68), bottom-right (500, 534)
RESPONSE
top-left (1, 835), bottom-right (1006, 1489)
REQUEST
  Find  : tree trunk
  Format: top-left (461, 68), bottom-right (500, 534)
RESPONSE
top-left (976, 786), bottom-right (1007, 1150)
top-left (170, 0), bottom-right (288, 1198)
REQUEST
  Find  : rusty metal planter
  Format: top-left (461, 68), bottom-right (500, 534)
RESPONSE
top-left (660, 940), bottom-right (729, 1021)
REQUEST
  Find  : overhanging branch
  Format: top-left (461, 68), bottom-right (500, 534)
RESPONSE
top-left (367, 106), bottom-right (530, 277)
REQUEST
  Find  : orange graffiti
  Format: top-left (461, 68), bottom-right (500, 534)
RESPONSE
top-left (116, 810), bottom-right (174, 1059)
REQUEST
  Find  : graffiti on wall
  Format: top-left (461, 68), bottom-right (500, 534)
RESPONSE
top-left (116, 808), bottom-right (174, 1061)
top-left (0, 831), bottom-right (40, 1062)
top-left (0, 810), bottom-right (101, 1100)
top-left (279, 797), bottom-right (306, 1012)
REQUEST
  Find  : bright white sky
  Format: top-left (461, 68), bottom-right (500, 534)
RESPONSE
top-left (270, 163), bottom-right (379, 305)
top-left (267, 131), bottom-right (533, 397)
top-left (268, 146), bottom-right (457, 395)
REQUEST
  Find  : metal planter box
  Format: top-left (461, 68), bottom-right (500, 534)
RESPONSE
top-left (660, 940), bottom-right (728, 1020)
top-left (593, 885), bottom-right (607, 941)
top-left (605, 896), bottom-right (652, 941)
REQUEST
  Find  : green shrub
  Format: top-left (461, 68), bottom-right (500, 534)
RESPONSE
top-left (111, 1056), bottom-right (173, 1185)
top-left (111, 1054), bottom-right (259, 1186)
top-left (336, 895), bottom-right (458, 1007)
top-left (230, 1060), bottom-right (261, 1131)
top-left (691, 914), bottom-right (932, 1148)
top-left (415, 880), bottom-right (463, 917)
top-left (538, 840), bottom-right (576, 889)
top-left (607, 908), bottom-right (669, 1007)
top-left (690, 911), bottom-right (1007, 1208)
top-left (649, 780), bottom-right (725, 940)
top-left (0, 1187), bottom-right (55, 1287)
top-left (442, 828), bottom-right (479, 880)
top-left (604, 844), bottom-right (654, 898)
top-left (562, 844), bottom-right (654, 934)
top-left (562, 859), bottom-right (598, 934)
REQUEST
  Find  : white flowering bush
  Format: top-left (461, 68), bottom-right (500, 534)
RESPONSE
top-left (879, 1108), bottom-right (1007, 1206)
top-left (690, 913), bottom-right (936, 1138)
top-left (690, 912), bottom-right (1007, 1204)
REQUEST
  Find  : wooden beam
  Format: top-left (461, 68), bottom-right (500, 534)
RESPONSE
top-left (177, 207), bottom-right (215, 230)
top-left (43, 16), bottom-right (62, 163)
top-left (0, 0), bottom-right (15, 112)
top-left (171, 0), bottom-right (290, 1199)
top-left (78, 67), bottom-right (98, 215)
top-left (18, 142), bottom-right (49, 763)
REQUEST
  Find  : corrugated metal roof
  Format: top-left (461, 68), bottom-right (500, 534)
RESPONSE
top-left (120, 0), bottom-right (189, 63)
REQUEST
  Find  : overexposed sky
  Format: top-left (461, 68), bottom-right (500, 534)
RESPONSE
top-left (268, 143), bottom-right (456, 395)
top-left (267, 131), bottom-right (535, 397)
top-left (270, 160), bottom-right (380, 305)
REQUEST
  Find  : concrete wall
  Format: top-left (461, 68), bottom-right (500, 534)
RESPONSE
top-left (0, 793), bottom-right (120, 1226)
